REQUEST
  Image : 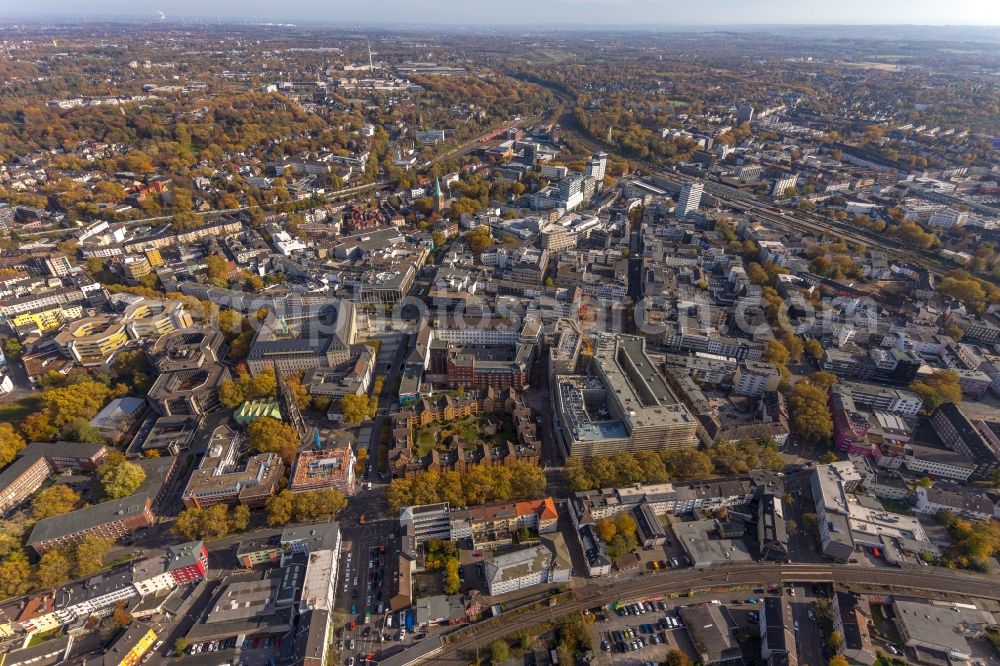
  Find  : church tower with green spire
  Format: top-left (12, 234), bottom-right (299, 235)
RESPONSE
top-left (433, 177), bottom-right (445, 213)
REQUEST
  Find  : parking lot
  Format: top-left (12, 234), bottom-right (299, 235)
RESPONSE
top-left (593, 600), bottom-right (694, 665)
top-left (588, 585), bottom-right (832, 666)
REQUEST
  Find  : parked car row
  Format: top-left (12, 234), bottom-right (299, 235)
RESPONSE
top-left (186, 637), bottom-right (242, 655)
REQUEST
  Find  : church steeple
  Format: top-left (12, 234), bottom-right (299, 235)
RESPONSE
top-left (433, 177), bottom-right (445, 213)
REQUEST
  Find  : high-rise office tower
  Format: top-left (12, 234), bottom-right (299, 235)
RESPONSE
top-left (585, 152), bottom-right (608, 181)
top-left (676, 182), bottom-right (704, 217)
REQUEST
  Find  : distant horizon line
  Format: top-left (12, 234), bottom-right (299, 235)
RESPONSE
top-left (1, 15), bottom-right (999, 29)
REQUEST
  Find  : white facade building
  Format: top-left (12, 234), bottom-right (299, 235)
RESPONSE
top-left (676, 182), bottom-right (704, 217)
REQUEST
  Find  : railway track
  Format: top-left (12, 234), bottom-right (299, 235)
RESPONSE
top-left (431, 563), bottom-right (1000, 662)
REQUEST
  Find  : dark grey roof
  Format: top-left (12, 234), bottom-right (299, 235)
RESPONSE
top-left (27, 495), bottom-right (150, 547)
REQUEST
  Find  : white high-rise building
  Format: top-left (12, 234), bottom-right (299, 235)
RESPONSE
top-left (676, 182), bottom-right (704, 217)
top-left (586, 152), bottom-right (608, 181)
top-left (772, 174), bottom-right (798, 198)
top-left (928, 207), bottom-right (968, 229)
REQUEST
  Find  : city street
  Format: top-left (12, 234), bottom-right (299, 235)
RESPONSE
top-left (334, 518), bottom-right (401, 664)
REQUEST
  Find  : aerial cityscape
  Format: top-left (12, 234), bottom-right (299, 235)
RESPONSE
top-left (0, 7), bottom-right (998, 666)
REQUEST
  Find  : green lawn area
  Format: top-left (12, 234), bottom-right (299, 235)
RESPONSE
top-left (0, 396), bottom-right (39, 422)
top-left (415, 430), bottom-right (436, 456)
top-left (27, 628), bottom-right (62, 647)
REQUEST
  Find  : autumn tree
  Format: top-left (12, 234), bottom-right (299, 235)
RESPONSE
top-left (231, 504), bottom-right (251, 532)
top-left (20, 412), bottom-right (57, 441)
top-left (219, 368), bottom-right (278, 409)
top-left (464, 226), bottom-right (494, 255)
top-left (763, 339), bottom-right (790, 367)
top-left (286, 374), bottom-right (311, 410)
top-left (807, 371), bottom-right (839, 390)
top-left (265, 490), bottom-right (295, 526)
top-left (340, 394), bottom-right (370, 424)
top-left (780, 332), bottom-right (804, 363)
top-left (112, 600), bottom-right (134, 629)
top-left (98, 459), bottom-right (146, 499)
top-left (444, 558), bottom-right (461, 595)
top-left (0, 550), bottom-right (33, 598)
top-left (75, 535), bottom-right (114, 577)
top-left (33, 380), bottom-right (114, 433)
top-left (490, 639), bottom-right (509, 664)
top-left (37, 549), bottom-right (72, 589)
top-left (790, 380), bottom-right (833, 443)
top-left (662, 449), bottom-right (714, 480)
top-left (0, 423), bottom-right (26, 467)
top-left (247, 417), bottom-right (298, 464)
top-left (292, 489), bottom-right (348, 522)
top-left (32, 485), bottom-right (80, 520)
top-left (615, 512), bottom-right (637, 538)
top-left (205, 254), bottom-right (230, 286)
top-left (596, 518), bottom-right (617, 543)
top-left (665, 650), bottom-right (692, 666)
top-left (746, 262), bottom-right (770, 285)
top-left (909, 370), bottom-right (962, 413)
top-left (386, 461), bottom-right (547, 510)
top-left (173, 504), bottom-right (233, 541)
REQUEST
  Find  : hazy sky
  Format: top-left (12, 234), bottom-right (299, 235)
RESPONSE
top-left (9, 0), bottom-right (1000, 25)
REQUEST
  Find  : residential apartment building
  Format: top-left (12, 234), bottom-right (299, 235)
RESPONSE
top-left (931, 403), bottom-right (999, 480)
top-left (810, 461), bottom-right (935, 562)
top-left (900, 442), bottom-right (977, 482)
top-left (832, 381), bottom-right (922, 418)
top-left (398, 503), bottom-right (451, 543)
top-left (831, 592), bottom-right (876, 666)
top-left (449, 498), bottom-right (558, 548)
top-left (483, 536), bottom-right (571, 596)
top-left (759, 597), bottom-right (798, 666)
top-left (914, 485), bottom-right (994, 522)
top-left (680, 604), bottom-right (744, 666)
top-left (8, 302), bottom-right (84, 333)
top-left (0, 442), bottom-right (108, 515)
top-left (27, 496), bottom-right (155, 555)
top-left (758, 491), bottom-right (789, 562)
top-left (733, 361), bottom-right (781, 396)
top-left (132, 541), bottom-right (210, 595)
top-left (568, 477), bottom-right (758, 526)
top-left (577, 523), bottom-right (613, 577)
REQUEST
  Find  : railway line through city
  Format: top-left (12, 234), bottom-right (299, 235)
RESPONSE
top-left (431, 563), bottom-right (1000, 662)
